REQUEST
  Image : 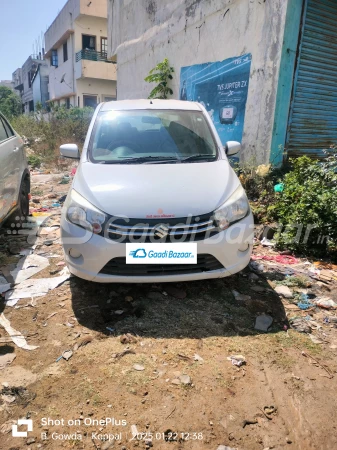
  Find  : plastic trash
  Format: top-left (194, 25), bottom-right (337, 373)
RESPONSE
top-left (274, 183), bottom-right (284, 192)
top-left (261, 237), bottom-right (276, 247)
top-left (315, 297), bottom-right (337, 309)
top-left (52, 202), bottom-right (61, 207)
top-left (227, 354), bottom-right (246, 367)
top-left (297, 293), bottom-right (314, 310)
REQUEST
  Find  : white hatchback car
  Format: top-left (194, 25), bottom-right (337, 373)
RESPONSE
top-left (0, 112), bottom-right (30, 226)
top-left (60, 100), bottom-right (254, 283)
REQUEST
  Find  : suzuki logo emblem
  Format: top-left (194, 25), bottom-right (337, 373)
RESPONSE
top-left (154, 224), bottom-right (169, 238)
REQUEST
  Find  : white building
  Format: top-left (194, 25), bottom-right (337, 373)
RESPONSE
top-left (108, 0), bottom-right (337, 165)
top-left (45, 0), bottom-right (116, 109)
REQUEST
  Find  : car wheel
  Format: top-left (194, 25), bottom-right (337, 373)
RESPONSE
top-left (7, 177), bottom-right (30, 228)
top-left (18, 177), bottom-right (30, 218)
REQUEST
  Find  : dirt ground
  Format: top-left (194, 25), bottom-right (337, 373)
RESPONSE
top-left (1, 171), bottom-right (337, 450)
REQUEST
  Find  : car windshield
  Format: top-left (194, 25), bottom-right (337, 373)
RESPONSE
top-left (89, 109), bottom-right (218, 163)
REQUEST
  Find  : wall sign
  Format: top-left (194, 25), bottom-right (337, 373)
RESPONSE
top-left (180, 54), bottom-right (252, 145)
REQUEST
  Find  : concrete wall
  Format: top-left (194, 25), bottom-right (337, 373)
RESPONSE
top-left (74, 16), bottom-right (108, 53)
top-left (108, 0), bottom-right (289, 163)
top-left (77, 78), bottom-right (117, 106)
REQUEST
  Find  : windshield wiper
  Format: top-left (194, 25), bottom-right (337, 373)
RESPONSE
top-left (113, 156), bottom-right (180, 164)
top-left (180, 154), bottom-right (216, 162)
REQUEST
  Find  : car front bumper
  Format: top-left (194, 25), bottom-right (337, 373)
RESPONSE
top-left (61, 213), bottom-right (254, 283)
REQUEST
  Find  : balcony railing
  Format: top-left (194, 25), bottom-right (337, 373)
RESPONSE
top-left (75, 49), bottom-right (116, 63)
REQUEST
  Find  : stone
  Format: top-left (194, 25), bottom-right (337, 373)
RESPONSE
top-left (26, 437), bottom-right (36, 444)
top-left (133, 364), bottom-right (145, 371)
top-left (165, 285), bottom-right (187, 299)
top-left (255, 314), bottom-right (273, 332)
top-left (275, 285), bottom-right (293, 298)
top-left (179, 374), bottom-right (191, 385)
top-left (232, 290), bottom-right (251, 302)
top-left (147, 291), bottom-right (163, 301)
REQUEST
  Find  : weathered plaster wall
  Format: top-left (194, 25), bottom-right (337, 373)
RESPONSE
top-left (108, 0), bottom-right (289, 163)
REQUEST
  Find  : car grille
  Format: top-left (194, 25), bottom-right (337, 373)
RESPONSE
top-left (106, 213), bottom-right (218, 243)
top-left (99, 254), bottom-right (224, 276)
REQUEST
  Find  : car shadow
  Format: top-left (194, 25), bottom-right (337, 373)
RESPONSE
top-left (70, 267), bottom-right (288, 338)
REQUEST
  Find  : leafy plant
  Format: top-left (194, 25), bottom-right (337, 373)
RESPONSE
top-left (144, 58), bottom-right (174, 99)
top-left (0, 86), bottom-right (22, 119)
top-left (27, 154), bottom-right (42, 168)
top-left (270, 154), bottom-right (337, 254)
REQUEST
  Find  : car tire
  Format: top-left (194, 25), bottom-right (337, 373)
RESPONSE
top-left (7, 176), bottom-right (30, 228)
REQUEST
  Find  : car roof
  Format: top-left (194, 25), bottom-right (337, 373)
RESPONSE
top-left (100, 99), bottom-right (203, 112)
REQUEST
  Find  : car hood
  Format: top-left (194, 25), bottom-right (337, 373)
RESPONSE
top-left (72, 160), bottom-right (240, 218)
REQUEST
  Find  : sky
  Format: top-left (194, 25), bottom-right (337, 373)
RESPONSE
top-left (0, 0), bottom-right (67, 80)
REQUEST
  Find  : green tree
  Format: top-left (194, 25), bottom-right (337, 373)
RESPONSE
top-left (144, 58), bottom-right (174, 99)
top-left (0, 86), bottom-right (22, 119)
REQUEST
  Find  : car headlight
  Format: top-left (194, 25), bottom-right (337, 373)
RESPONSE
top-left (214, 185), bottom-right (250, 230)
top-left (66, 190), bottom-right (106, 234)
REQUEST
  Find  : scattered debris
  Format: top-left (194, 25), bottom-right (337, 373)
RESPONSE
top-left (5, 267), bottom-right (70, 304)
top-left (112, 349), bottom-right (136, 360)
top-left (58, 350), bottom-right (73, 361)
top-left (275, 285), bottom-right (293, 298)
top-left (0, 313), bottom-right (39, 350)
top-left (120, 333), bottom-right (137, 344)
top-left (315, 297), bottom-right (337, 309)
top-left (301, 351), bottom-right (333, 378)
top-left (73, 336), bottom-right (93, 351)
top-left (290, 318), bottom-right (312, 334)
top-left (227, 355), bottom-right (246, 367)
top-left (242, 418), bottom-right (258, 428)
top-left (261, 237), bottom-right (275, 247)
top-left (10, 254), bottom-right (49, 284)
top-left (193, 354), bottom-right (204, 363)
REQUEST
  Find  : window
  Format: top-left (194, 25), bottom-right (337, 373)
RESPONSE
top-left (82, 35), bottom-right (96, 50)
top-left (0, 118), bottom-right (8, 142)
top-left (101, 37), bottom-right (107, 55)
top-left (89, 110), bottom-right (218, 164)
top-left (63, 42), bottom-right (68, 62)
top-left (83, 95), bottom-right (97, 108)
top-left (1, 116), bottom-right (14, 138)
top-left (51, 49), bottom-right (58, 67)
top-left (104, 96), bottom-right (116, 102)
top-left (66, 98), bottom-right (70, 109)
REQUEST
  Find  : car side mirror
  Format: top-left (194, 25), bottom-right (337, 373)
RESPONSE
top-left (60, 144), bottom-right (80, 159)
top-left (225, 141), bottom-right (241, 156)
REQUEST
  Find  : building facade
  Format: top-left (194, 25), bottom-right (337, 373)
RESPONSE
top-left (31, 65), bottom-right (50, 110)
top-left (108, 0), bottom-right (337, 165)
top-left (12, 55), bottom-right (48, 114)
top-left (44, 0), bottom-right (117, 109)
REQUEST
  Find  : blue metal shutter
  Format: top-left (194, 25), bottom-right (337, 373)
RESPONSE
top-left (287, 0), bottom-right (337, 158)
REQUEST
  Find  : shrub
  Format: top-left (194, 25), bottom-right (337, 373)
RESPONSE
top-left (11, 106), bottom-right (94, 167)
top-left (27, 154), bottom-right (42, 168)
top-left (233, 160), bottom-right (282, 223)
top-left (270, 154), bottom-right (337, 254)
top-left (144, 58), bottom-right (174, 99)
